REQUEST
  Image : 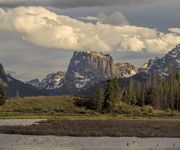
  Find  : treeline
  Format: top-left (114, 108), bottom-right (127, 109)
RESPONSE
top-left (93, 72), bottom-right (180, 113)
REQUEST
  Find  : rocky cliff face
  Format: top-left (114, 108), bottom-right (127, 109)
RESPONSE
top-left (64, 51), bottom-right (137, 90)
top-left (0, 63), bottom-right (8, 87)
top-left (64, 51), bottom-right (115, 89)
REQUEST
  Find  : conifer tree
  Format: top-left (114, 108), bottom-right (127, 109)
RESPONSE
top-left (103, 78), bottom-right (121, 113)
top-left (94, 87), bottom-right (104, 112)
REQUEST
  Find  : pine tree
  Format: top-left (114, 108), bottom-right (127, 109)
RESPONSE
top-left (103, 78), bottom-right (121, 113)
top-left (136, 83), bottom-right (145, 107)
top-left (113, 78), bottom-right (121, 101)
top-left (175, 73), bottom-right (180, 111)
top-left (94, 87), bottom-right (104, 112)
top-left (127, 79), bottom-right (137, 105)
top-left (104, 79), bottom-right (114, 112)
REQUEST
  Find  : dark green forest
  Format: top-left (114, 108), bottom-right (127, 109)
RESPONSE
top-left (93, 72), bottom-right (180, 113)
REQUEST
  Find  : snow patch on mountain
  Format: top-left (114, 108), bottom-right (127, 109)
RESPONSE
top-left (26, 71), bottom-right (65, 90)
top-left (140, 44), bottom-right (180, 75)
top-left (26, 79), bottom-right (40, 88)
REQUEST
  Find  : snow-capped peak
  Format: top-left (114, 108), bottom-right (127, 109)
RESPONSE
top-left (26, 79), bottom-right (40, 88)
top-left (142, 44), bottom-right (180, 75)
top-left (26, 71), bottom-right (66, 90)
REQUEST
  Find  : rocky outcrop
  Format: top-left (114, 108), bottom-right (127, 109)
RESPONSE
top-left (0, 63), bottom-right (8, 87)
top-left (64, 51), bottom-right (137, 90)
top-left (115, 62), bottom-right (137, 78)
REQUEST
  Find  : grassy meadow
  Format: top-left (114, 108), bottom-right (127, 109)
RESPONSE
top-left (0, 96), bottom-right (180, 119)
top-left (0, 96), bottom-right (180, 137)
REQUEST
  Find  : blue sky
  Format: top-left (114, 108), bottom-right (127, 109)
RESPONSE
top-left (0, 0), bottom-right (180, 81)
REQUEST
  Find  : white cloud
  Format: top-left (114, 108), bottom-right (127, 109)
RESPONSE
top-left (0, 7), bottom-right (180, 54)
top-left (169, 28), bottom-right (180, 35)
top-left (97, 12), bottom-right (129, 25)
top-left (79, 12), bottom-right (129, 26)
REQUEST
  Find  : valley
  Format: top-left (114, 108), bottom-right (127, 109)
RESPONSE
top-left (0, 44), bottom-right (180, 138)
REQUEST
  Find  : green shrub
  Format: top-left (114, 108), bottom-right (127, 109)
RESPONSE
top-left (142, 106), bottom-right (153, 114)
top-left (74, 97), bottom-right (96, 110)
top-left (1, 96), bottom-right (90, 114)
top-left (113, 102), bottom-right (141, 115)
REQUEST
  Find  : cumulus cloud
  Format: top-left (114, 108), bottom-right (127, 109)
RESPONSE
top-left (79, 12), bottom-right (129, 26)
top-left (0, 0), bottom-right (158, 8)
top-left (169, 28), bottom-right (180, 35)
top-left (0, 7), bottom-right (180, 54)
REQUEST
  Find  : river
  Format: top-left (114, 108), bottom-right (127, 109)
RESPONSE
top-left (0, 119), bottom-right (179, 150)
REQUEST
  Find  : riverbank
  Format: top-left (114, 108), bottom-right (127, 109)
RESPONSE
top-left (0, 134), bottom-right (179, 150)
top-left (0, 119), bottom-right (180, 137)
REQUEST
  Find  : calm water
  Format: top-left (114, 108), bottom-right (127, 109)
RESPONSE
top-left (0, 134), bottom-right (180, 150)
top-left (0, 119), bottom-right (179, 150)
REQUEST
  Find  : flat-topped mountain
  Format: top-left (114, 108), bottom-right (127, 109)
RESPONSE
top-left (64, 51), bottom-right (115, 90)
top-left (27, 51), bottom-right (137, 92)
top-left (63, 51), bottom-right (137, 91)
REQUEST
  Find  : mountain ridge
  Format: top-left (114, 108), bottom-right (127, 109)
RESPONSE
top-left (27, 51), bottom-right (137, 92)
top-left (141, 44), bottom-right (180, 76)
top-left (1, 44), bottom-right (180, 97)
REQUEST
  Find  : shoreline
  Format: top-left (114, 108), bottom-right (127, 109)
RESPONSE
top-left (0, 134), bottom-right (180, 150)
top-left (0, 119), bottom-right (180, 138)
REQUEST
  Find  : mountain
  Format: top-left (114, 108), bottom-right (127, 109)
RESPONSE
top-left (79, 44), bottom-right (180, 96)
top-left (138, 63), bottom-right (148, 72)
top-left (26, 51), bottom-right (137, 93)
top-left (0, 63), bottom-right (8, 87)
top-left (115, 62), bottom-right (137, 78)
top-left (0, 63), bottom-right (47, 97)
top-left (26, 79), bottom-right (40, 88)
top-left (63, 51), bottom-right (137, 92)
top-left (26, 71), bottom-right (65, 90)
top-left (64, 51), bottom-right (115, 90)
top-left (143, 44), bottom-right (180, 75)
top-left (2, 44), bottom-right (180, 97)
top-left (38, 71), bottom-right (65, 90)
